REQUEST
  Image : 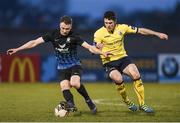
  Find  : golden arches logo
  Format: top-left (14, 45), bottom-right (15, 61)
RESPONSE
top-left (9, 57), bottom-right (35, 82)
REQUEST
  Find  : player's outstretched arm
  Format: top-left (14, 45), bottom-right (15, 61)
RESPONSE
top-left (81, 41), bottom-right (111, 57)
top-left (7, 37), bottom-right (44, 55)
top-left (138, 28), bottom-right (168, 40)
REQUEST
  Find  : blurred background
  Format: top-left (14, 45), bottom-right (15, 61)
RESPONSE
top-left (0, 0), bottom-right (180, 83)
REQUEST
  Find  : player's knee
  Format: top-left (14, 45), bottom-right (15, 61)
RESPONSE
top-left (109, 70), bottom-right (123, 83)
top-left (60, 83), bottom-right (70, 90)
top-left (132, 73), bottom-right (141, 80)
top-left (111, 76), bottom-right (123, 83)
top-left (70, 81), bottom-right (80, 88)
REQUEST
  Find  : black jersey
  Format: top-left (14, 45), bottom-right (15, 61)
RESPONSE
top-left (42, 29), bottom-right (84, 69)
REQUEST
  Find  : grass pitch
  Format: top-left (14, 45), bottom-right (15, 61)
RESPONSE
top-left (0, 82), bottom-right (180, 122)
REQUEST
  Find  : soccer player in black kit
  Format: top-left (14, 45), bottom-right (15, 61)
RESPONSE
top-left (7, 16), bottom-right (109, 114)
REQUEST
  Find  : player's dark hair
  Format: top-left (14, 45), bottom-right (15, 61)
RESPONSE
top-left (104, 11), bottom-right (117, 21)
top-left (60, 15), bottom-right (72, 25)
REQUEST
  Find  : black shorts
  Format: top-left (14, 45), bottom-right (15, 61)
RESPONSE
top-left (103, 56), bottom-right (133, 76)
top-left (58, 65), bottom-right (82, 81)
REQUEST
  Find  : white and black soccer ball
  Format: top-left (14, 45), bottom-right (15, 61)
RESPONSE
top-left (54, 104), bottom-right (68, 117)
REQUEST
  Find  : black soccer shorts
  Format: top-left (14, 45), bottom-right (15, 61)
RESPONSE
top-left (58, 65), bottom-right (82, 81)
top-left (103, 56), bottom-right (133, 76)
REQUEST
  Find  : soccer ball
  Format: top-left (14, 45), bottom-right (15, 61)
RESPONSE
top-left (54, 104), bottom-right (68, 117)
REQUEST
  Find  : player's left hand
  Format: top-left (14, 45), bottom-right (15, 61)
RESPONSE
top-left (96, 43), bottom-right (104, 50)
top-left (158, 33), bottom-right (168, 40)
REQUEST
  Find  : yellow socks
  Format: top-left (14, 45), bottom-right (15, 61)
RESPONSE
top-left (116, 82), bottom-right (130, 104)
top-left (133, 79), bottom-right (145, 106)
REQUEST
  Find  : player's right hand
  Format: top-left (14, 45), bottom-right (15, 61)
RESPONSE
top-left (7, 48), bottom-right (18, 55)
top-left (102, 52), bottom-right (113, 58)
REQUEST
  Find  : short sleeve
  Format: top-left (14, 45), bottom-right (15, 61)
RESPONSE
top-left (76, 36), bottom-right (84, 46)
top-left (71, 34), bottom-right (84, 46)
top-left (42, 32), bottom-right (54, 42)
top-left (125, 25), bottom-right (138, 34)
top-left (94, 31), bottom-right (102, 44)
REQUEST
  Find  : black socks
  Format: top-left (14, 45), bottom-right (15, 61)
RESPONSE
top-left (77, 84), bottom-right (90, 101)
top-left (62, 89), bottom-right (75, 107)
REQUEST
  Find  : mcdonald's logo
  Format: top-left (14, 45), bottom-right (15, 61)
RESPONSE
top-left (9, 57), bottom-right (36, 82)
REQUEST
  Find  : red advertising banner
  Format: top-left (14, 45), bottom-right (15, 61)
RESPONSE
top-left (0, 55), bottom-right (2, 82)
top-left (1, 54), bottom-right (40, 83)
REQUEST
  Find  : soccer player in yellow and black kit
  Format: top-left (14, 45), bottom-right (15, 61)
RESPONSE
top-left (94, 11), bottom-right (168, 113)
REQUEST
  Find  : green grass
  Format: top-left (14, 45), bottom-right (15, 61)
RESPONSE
top-left (0, 82), bottom-right (180, 122)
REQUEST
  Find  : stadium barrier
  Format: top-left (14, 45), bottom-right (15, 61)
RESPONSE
top-left (158, 54), bottom-right (180, 83)
top-left (0, 54), bottom-right (40, 83)
top-left (1, 54), bottom-right (179, 83)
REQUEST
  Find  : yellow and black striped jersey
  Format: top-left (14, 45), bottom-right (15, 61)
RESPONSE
top-left (94, 24), bottom-right (138, 64)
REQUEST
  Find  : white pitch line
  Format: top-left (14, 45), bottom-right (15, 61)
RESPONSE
top-left (93, 98), bottom-right (125, 106)
top-left (93, 98), bottom-right (165, 108)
